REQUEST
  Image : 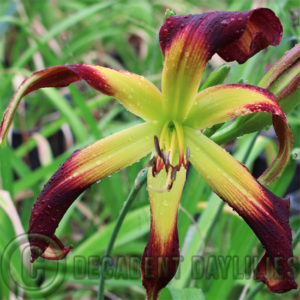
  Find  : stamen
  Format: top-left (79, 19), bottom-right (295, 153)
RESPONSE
top-left (169, 129), bottom-right (177, 164)
top-left (184, 146), bottom-right (190, 169)
top-left (147, 156), bottom-right (156, 168)
top-left (154, 136), bottom-right (163, 158)
top-left (171, 167), bottom-right (177, 181)
top-left (174, 121), bottom-right (185, 167)
top-left (166, 151), bottom-right (171, 164)
top-left (151, 122), bottom-right (189, 190)
top-left (165, 151), bottom-right (171, 172)
top-left (186, 146), bottom-right (190, 160)
top-left (159, 121), bottom-right (170, 149)
top-left (160, 149), bottom-right (167, 165)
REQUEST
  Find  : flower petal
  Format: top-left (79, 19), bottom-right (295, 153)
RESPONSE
top-left (186, 84), bottom-right (293, 187)
top-left (67, 65), bottom-right (164, 120)
top-left (0, 66), bottom-right (81, 143)
top-left (141, 168), bottom-right (186, 300)
top-left (185, 84), bottom-right (284, 129)
top-left (185, 127), bottom-right (297, 293)
top-left (209, 45), bottom-right (300, 146)
top-left (29, 122), bottom-right (159, 262)
top-left (0, 65), bottom-right (163, 142)
top-left (159, 8), bottom-right (282, 121)
top-left (258, 114), bottom-right (293, 187)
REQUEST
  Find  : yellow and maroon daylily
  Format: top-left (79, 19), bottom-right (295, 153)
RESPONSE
top-left (0, 8), bottom-right (297, 299)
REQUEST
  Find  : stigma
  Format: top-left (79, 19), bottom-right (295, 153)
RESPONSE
top-left (148, 121), bottom-right (189, 190)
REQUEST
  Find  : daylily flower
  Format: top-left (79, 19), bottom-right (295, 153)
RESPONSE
top-left (0, 8), bottom-right (298, 299)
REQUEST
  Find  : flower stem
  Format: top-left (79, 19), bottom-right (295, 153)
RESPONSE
top-left (241, 131), bottom-right (260, 164)
top-left (97, 169), bottom-right (148, 300)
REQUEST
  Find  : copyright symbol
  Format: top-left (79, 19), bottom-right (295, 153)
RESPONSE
top-left (1, 233), bottom-right (66, 298)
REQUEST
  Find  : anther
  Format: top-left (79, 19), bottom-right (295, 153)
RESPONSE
top-left (167, 181), bottom-right (174, 191)
top-left (183, 146), bottom-right (190, 169)
top-left (186, 146), bottom-right (190, 160)
top-left (147, 156), bottom-right (156, 168)
top-left (171, 167), bottom-right (177, 181)
top-left (160, 149), bottom-right (167, 165)
top-left (165, 151), bottom-right (171, 172)
top-left (166, 151), bottom-right (170, 164)
top-left (154, 136), bottom-right (163, 158)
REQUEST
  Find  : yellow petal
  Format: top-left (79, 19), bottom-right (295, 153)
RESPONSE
top-left (185, 84), bottom-right (284, 129)
top-left (29, 122), bottom-right (159, 261)
top-left (0, 65), bottom-right (163, 143)
top-left (68, 65), bottom-right (164, 121)
top-left (185, 126), bottom-right (296, 293)
top-left (141, 168), bottom-right (186, 300)
top-left (185, 84), bottom-right (293, 187)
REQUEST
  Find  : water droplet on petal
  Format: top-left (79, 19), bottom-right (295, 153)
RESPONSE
top-left (221, 19), bottom-right (229, 26)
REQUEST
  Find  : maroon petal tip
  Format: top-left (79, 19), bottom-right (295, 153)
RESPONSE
top-left (28, 149), bottom-right (86, 261)
top-left (159, 8), bottom-right (282, 64)
top-left (141, 227), bottom-right (180, 299)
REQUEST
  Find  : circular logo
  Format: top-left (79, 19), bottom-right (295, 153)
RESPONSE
top-left (1, 233), bottom-right (66, 298)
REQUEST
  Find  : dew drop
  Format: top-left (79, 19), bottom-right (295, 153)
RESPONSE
top-left (220, 19), bottom-right (229, 26)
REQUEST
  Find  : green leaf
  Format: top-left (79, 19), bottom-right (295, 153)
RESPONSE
top-left (67, 205), bottom-right (150, 262)
top-left (160, 287), bottom-right (205, 300)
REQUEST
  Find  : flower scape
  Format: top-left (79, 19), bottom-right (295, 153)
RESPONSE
top-left (0, 7), bottom-right (298, 300)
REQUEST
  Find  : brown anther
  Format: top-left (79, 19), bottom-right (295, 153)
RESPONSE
top-left (166, 151), bottom-right (171, 165)
top-left (147, 156), bottom-right (156, 168)
top-left (160, 149), bottom-right (167, 165)
top-left (164, 151), bottom-right (171, 172)
top-left (168, 181), bottom-right (174, 191)
top-left (154, 136), bottom-right (163, 158)
top-left (171, 167), bottom-right (177, 182)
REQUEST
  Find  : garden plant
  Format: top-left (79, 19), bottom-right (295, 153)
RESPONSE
top-left (0, 1), bottom-right (299, 300)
